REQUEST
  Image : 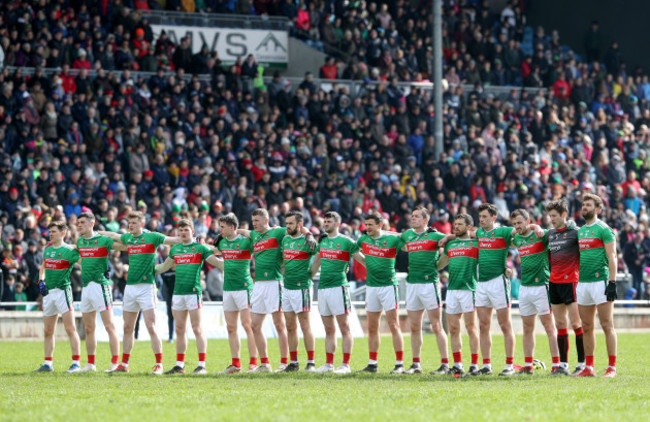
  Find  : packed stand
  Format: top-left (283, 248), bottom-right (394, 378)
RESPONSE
top-left (0, 1), bottom-right (649, 310)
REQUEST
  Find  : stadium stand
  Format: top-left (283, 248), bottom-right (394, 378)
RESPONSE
top-left (0, 0), bottom-right (649, 309)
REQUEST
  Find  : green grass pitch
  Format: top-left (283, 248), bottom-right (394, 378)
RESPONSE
top-left (1, 333), bottom-right (649, 421)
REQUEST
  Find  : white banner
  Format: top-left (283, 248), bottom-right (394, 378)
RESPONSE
top-left (95, 302), bottom-right (364, 342)
top-left (151, 25), bottom-right (288, 67)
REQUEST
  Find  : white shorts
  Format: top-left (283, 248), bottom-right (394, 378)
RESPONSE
top-left (43, 287), bottom-right (74, 317)
top-left (366, 285), bottom-right (399, 313)
top-left (223, 290), bottom-right (251, 312)
top-left (445, 290), bottom-right (475, 315)
top-left (318, 286), bottom-right (352, 317)
top-left (405, 282), bottom-right (441, 311)
top-left (576, 281), bottom-right (608, 306)
top-left (519, 285), bottom-right (551, 316)
top-left (80, 282), bottom-right (113, 313)
top-left (123, 283), bottom-right (157, 313)
top-left (172, 293), bottom-right (203, 311)
top-left (282, 288), bottom-right (311, 314)
top-left (476, 275), bottom-right (511, 310)
top-left (250, 281), bottom-right (282, 314)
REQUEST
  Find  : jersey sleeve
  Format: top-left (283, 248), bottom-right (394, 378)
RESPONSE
top-left (356, 237), bottom-right (364, 249)
top-left (394, 235), bottom-right (405, 249)
top-left (120, 233), bottom-right (129, 244)
top-left (250, 231), bottom-right (260, 242)
top-left (500, 227), bottom-right (514, 245)
top-left (601, 225), bottom-right (616, 244)
top-left (70, 247), bottom-right (80, 264)
top-left (105, 236), bottom-right (115, 249)
top-left (152, 232), bottom-right (166, 247)
top-left (199, 244), bottom-right (213, 260)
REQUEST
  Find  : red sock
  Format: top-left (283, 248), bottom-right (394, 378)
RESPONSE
top-left (471, 354), bottom-right (479, 365)
top-left (307, 350), bottom-right (315, 361)
top-left (506, 356), bottom-right (514, 365)
top-left (413, 357), bottom-right (421, 364)
top-left (176, 353), bottom-right (185, 363)
top-left (525, 357), bottom-right (533, 364)
top-left (343, 353), bottom-right (351, 365)
top-left (558, 328), bottom-right (569, 336)
top-left (250, 357), bottom-right (258, 366)
top-left (88, 355), bottom-right (95, 365)
top-left (72, 355), bottom-right (80, 361)
top-left (290, 351), bottom-right (298, 362)
top-left (260, 357), bottom-right (270, 365)
top-left (155, 353), bottom-right (163, 364)
top-left (111, 355), bottom-right (119, 365)
top-left (198, 353), bottom-right (206, 362)
top-left (552, 356), bottom-right (560, 364)
top-left (326, 353), bottom-right (334, 365)
top-left (608, 355), bottom-right (616, 367)
top-left (395, 351), bottom-right (403, 361)
top-left (586, 355), bottom-right (594, 367)
top-left (232, 358), bottom-right (241, 368)
top-left (483, 358), bottom-right (491, 365)
top-left (122, 353), bottom-right (130, 364)
top-left (453, 352), bottom-right (462, 364)
top-left (369, 352), bottom-right (378, 361)
top-left (574, 327), bottom-right (584, 336)
top-left (45, 357), bottom-right (53, 362)
top-left (280, 357), bottom-right (289, 365)
top-left (441, 357), bottom-right (449, 365)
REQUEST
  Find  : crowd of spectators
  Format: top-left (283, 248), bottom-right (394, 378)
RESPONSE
top-left (1, 0), bottom-right (650, 310)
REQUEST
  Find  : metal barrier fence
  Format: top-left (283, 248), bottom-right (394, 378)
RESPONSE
top-left (140, 10), bottom-right (290, 31)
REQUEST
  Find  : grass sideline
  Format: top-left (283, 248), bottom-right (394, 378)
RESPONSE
top-left (1, 333), bottom-right (649, 422)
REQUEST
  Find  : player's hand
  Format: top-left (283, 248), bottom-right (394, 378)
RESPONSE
top-left (606, 281), bottom-right (617, 301)
top-left (318, 232), bottom-right (328, 243)
top-left (426, 227), bottom-right (436, 233)
top-left (306, 234), bottom-right (317, 251)
top-left (38, 280), bottom-right (48, 297)
top-left (439, 235), bottom-right (455, 247)
top-left (505, 267), bottom-right (515, 279)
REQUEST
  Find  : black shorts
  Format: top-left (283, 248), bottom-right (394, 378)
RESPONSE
top-left (549, 282), bottom-right (576, 305)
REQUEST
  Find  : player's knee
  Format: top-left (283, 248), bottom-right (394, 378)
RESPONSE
top-left (600, 319), bottom-right (615, 333)
top-left (273, 320), bottom-right (286, 332)
top-left (44, 326), bottom-right (55, 337)
top-left (226, 323), bottom-right (238, 335)
top-left (388, 320), bottom-right (401, 334)
top-left (192, 324), bottom-right (203, 336)
top-left (84, 323), bottom-right (95, 335)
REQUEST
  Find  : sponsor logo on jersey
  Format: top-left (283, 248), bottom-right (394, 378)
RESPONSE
top-left (517, 241), bottom-right (546, 257)
top-left (79, 247), bottom-right (109, 258)
top-left (362, 243), bottom-right (397, 259)
top-left (406, 239), bottom-right (438, 252)
top-left (44, 258), bottom-right (71, 270)
top-left (221, 249), bottom-right (252, 260)
top-left (478, 237), bottom-right (508, 249)
top-left (173, 253), bottom-right (203, 265)
top-left (254, 237), bottom-right (279, 253)
top-left (127, 243), bottom-right (156, 255)
top-left (320, 248), bottom-right (351, 261)
top-left (579, 238), bottom-right (605, 250)
top-left (283, 249), bottom-right (311, 260)
top-left (448, 246), bottom-right (479, 259)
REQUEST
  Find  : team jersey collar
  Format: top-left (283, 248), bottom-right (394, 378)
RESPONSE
top-left (583, 219), bottom-right (600, 228)
top-left (82, 232), bottom-right (100, 240)
top-left (290, 233), bottom-right (305, 240)
top-left (225, 234), bottom-right (242, 242)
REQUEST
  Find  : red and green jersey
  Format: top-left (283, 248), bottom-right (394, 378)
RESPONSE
top-left (170, 242), bottom-right (213, 295)
top-left (357, 232), bottom-right (405, 287)
top-left (77, 234), bottom-right (114, 287)
top-left (281, 234), bottom-right (315, 290)
top-left (251, 227), bottom-right (287, 282)
top-left (514, 230), bottom-right (549, 287)
top-left (318, 234), bottom-right (358, 289)
top-left (444, 238), bottom-right (478, 291)
top-left (401, 229), bottom-right (445, 284)
top-left (476, 226), bottom-right (513, 282)
top-left (121, 231), bottom-right (166, 285)
top-left (218, 235), bottom-right (254, 291)
top-left (44, 243), bottom-right (80, 290)
top-left (578, 220), bottom-right (616, 282)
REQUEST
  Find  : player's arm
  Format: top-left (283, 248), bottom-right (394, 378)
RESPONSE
top-left (236, 229), bottom-right (251, 238)
top-left (352, 251), bottom-right (365, 267)
top-left (155, 257), bottom-right (175, 275)
top-left (439, 234), bottom-right (456, 247)
top-left (437, 253), bottom-right (449, 270)
top-left (310, 254), bottom-right (321, 277)
top-left (38, 259), bottom-right (48, 296)
top-left (205, 255), bottom-right (225, 271)
top-left (163, 235), bottom-right (182, 245)
top-left (604, 240), bottom-right (618, 301)
top-left (97, 231), bottom-right (122, 242)
top-left (112, 242), bottom-right (128, 252)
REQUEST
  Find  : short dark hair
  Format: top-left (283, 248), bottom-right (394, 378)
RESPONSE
top-left (455, 213), bottom-right (473, 226)
top-left (48, 220), bottom-right (67, 231)
top-left (545, 199), bottom-right (568, 214)
top-left (78, 212), bottom-right (95, 222)
top-left (286, 210), bottom-right (303, 223)
top-left (365, 211), bottom-right (383, 225)
top-left (177, 218), bottom-right (194, 229)
top-left (127, 211), bottom-right (145, 222)
top-left (582, 192), bottom-right (604, 209)
top-left (323, 211), bottom-right (341, 223)
top-left (219, 213), bottom-right (239, 229)
top-left (510, 209), bottom-right (530, 221)
top-left (412, 206), bottom-right (430, 221)
top-left (477, 203), bottom-right (498, 216)
top-left (251, 208), bottom-right (269, 219)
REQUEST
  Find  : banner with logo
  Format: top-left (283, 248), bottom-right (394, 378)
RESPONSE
top-left (151, 25), bottom-right (288, 68)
